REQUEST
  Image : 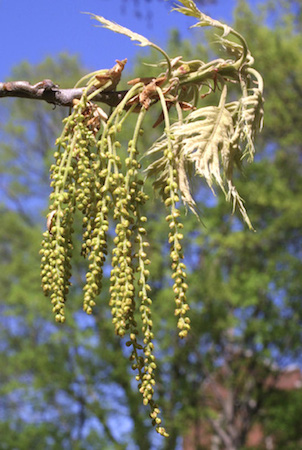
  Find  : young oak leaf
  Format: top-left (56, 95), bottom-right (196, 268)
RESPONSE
top-left (87, 13), bottom-right (154, 48)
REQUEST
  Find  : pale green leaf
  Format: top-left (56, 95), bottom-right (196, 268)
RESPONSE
top-left (173, 0), bottom-right (231, 37)
top-left (146, 102), bottom-right (255, 229)
top-left (88, 13), bottom-right (154, 48)
top-left (227, 88), bottom-right (264, 160)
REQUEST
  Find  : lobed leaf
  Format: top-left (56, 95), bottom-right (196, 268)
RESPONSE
top-left (88, 13), bottom-right (155, 48)
top-left (146, 94), bottom-right (256, 229)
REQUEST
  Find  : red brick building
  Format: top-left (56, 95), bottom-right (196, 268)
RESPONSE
top-left (183, 366), bottom-right (302, 450)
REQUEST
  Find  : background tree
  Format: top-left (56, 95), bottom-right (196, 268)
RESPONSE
top-left (0, 1), bottom-right (301, 449)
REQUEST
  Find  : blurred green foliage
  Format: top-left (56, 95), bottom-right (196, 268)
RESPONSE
top-left (0, 1), bottom-right (302, 448)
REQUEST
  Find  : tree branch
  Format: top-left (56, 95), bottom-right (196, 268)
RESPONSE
top-left (0, 79), bottom-right (128, 107)
top-left (208, 417), bottom-right (237, 450)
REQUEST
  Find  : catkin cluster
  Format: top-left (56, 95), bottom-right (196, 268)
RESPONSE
top-left (27, 0), bottom-right (265, 437)
top-left (40, 97), bottom-right (106, 322)
top-left (40, 83), bottom-right (172, 436)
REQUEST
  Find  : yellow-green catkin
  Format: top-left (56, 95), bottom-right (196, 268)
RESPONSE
top-left (135, 211), bottom-right (168, 436)
top-left (80, 136), bottom-right (112, 314)
top-left (40, 128), bottom-right (77, 323)
top-left (164, 172), bottom-right (191, 339)
top-left (109, 144), bottom-right (138, 339)
top-left (156, 85), bottom-right (191, 339)
top-left (75, 136), bottom-right (98, 258)
top-left (108, 111), bottom-right (167, 436)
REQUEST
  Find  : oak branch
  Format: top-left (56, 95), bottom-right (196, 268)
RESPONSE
top-left (0, 79), bottom-right (128, 108)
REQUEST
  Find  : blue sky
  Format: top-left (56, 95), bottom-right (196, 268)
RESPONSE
top-left (0, 0), bottom-right (248, 81)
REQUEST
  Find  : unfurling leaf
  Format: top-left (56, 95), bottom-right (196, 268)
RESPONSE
top-left (146, 83), bottom-right (260, 230)
top-left (88, 14), bottom-right (155, 48)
